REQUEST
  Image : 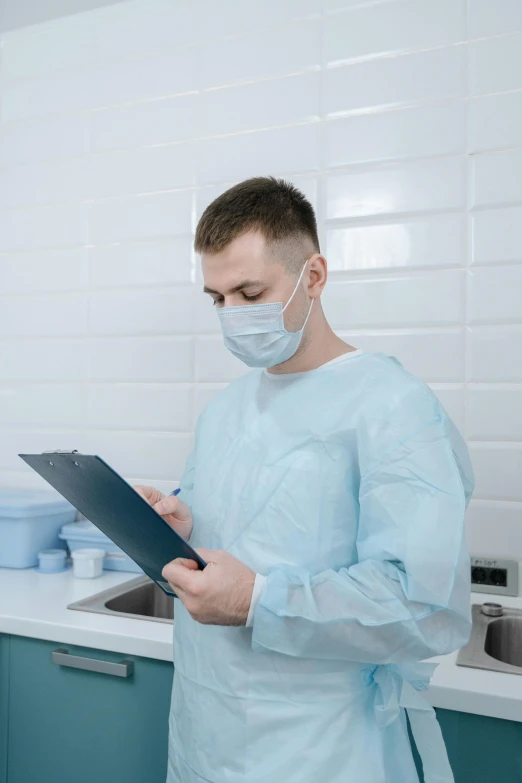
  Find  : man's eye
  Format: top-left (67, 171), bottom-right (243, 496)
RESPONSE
top-left (243, 293), bottom-right (262, 301)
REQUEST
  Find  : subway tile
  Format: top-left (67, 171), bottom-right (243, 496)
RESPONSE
top-left (326, 158), bottom-right (465, 219)
top-left (88, 288), bottom-right (196, 336)
top-left (91, 94), bottom-right (198, 153)
top-left (323, 270), bottom-right (465, 329)
top-left (194, 336), bottom-right (248, 383)
top-left (1, 43), bottom-right (198, 124)
top-left (87, 384), bottom-right (192, 432)
top-left (466, 500), bottom-right (522, 559)
top-left (469, 266), bottom-right (522, 324)
top-left (468, 0), bottom-right (522, 39)
top-left (194, 289), bottom-right (221, 335)
top-left (89, 337), bottom-right (193, 383)
top-left (88, 238), bottom-right (192, 288)
top-left (326, 102), bottom-right (466, 167)
top-left (324, 0), bottom-right (397, 12)
top-left (0, 114), bottom-right (90, 168)
top-left (88, 191), bottom-right (193, 244)
top-left (0, 340), bottom-right (89, 382)
top-left (91, 49), bottom-right (198, 109)
top-left (0, 204), bottom-right (87, 252)
top-left (467, 386), bottom-right (522, 441)
top-left (469, 443), bottom-right (522, 502)
top-left (0, 249), bottom-right (88, 294)
top-left (200, 72), bottom-right (320, 138)
top-left (1, 69), bottom-right (96, 124)
top-left (324, 46), bottom-right (465, 117)
top-left (92, 0), bottom-right (198, 62)
top-left (428, 385), bottom-right (465, 433)
top-left (471, 206), bottom-right (522, 265)
top-left (82, 430), bottom-right (193, 481)
top-left (472, 148), bottom-right (522, 209)
top-left (0, 14), bottom-right (93, 81)
top-left (469, 326), bottom-right (522, 381)
top-left (196, 0), bottom-right (320, 41)
top-left (0, 384), bottom-right (87, 428)
top-left (0, 293), bottom-right (88, 338)
top-left (87, 142), bottom-right (196, 200)
top-left (198, 124), bottom-right (319, 186)
top-left (0, 157), bottom-right (89, 210)
top-left (325, 0), bottom-right (466, 66)
top-left (199, 17), bottom-right (320, 89)
top-left (469, 33), bottom-right (522, 96)
top-left (193, 384), bottom-right (228, 425)
top-left (343, 329), bottom-right (465, 382)
top-left (327, 214), bottom-right (465, 272)
top-left (469, 92), bottom-right (522, 153)
top-left (0, 429), bottom-right (87, 472)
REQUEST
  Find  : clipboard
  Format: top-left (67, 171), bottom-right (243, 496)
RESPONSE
top-left (18, 450), bottom-right (206, 596)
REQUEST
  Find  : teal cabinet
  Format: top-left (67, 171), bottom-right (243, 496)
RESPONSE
top-left (4, 635), bottom-right (173, 783)
top-left (411, 707), bottom-right (522, 782)
top-left (0, 636), bottom-right (9, 783)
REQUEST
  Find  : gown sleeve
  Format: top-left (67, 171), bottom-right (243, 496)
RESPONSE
top-left (251, 411), bottom-right (474, 663)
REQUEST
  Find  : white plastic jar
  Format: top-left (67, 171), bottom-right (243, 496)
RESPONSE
top-left (71, 548), bottom-right (105, 578)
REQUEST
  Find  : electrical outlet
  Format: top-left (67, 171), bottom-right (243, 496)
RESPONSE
top-left (470, 555), bottom-right (519, 597)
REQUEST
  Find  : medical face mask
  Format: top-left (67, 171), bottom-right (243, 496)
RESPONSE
top-left (217, 261), bottom-right (314, 368)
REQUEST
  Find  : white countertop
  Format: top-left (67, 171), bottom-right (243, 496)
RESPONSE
top-left (1, 565), bottom-right (521, 722)
top-left (0, 566), bottom-right (174, 662)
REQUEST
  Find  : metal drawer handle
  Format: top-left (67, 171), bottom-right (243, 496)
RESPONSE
top-left (52, 648), bottom-right (134, 678)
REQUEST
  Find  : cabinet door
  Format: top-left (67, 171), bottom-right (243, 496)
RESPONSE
top-left (436, 707), bottom-right (522, 783)
top-left (7, 636), bottom-right (173, 783)
top-left (410, 707), bottom-right (522, 782)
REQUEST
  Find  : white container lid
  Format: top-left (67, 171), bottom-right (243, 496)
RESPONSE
top-left (0, 487), bottom-right (74, 518)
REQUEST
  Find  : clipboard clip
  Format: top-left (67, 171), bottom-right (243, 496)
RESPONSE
top-left (42, 449), bottom-right (81, 454)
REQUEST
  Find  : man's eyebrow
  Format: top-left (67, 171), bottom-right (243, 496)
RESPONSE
top-left (203, 280), bottom-right (265, 295)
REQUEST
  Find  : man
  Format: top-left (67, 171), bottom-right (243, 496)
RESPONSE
top-left (135, 177), bottom-right (474, 783)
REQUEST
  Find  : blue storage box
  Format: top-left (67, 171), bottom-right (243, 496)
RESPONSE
top-left (59, 520), bottom-right (143, 573)
top-left (0, 488), bottom-right (76, 568)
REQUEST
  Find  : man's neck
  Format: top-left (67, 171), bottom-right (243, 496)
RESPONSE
top-left (267, 312), bottom-right (358, 375)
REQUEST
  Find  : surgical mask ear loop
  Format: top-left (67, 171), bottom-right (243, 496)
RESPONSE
top-left (282, 260), bottom-right (310, 313)
top-left (281, 259), bottom-right (315, 332)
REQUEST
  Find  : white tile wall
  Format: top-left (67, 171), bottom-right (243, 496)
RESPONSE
top-left (0, 0), bottom-right (521, 558)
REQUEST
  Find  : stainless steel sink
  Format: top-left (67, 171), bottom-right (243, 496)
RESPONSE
top-left (457, 602), bottom-right (522, 675)
top-left (67, 575), bottom-right (173, 624)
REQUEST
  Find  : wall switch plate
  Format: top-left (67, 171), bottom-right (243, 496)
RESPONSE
top-left (470, 555), bottom-right (519, 597)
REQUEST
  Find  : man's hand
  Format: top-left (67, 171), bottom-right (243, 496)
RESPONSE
top-left (162, 549), bottom-right (256, 626)
top-left (133, 485), bottom-right (193, 541)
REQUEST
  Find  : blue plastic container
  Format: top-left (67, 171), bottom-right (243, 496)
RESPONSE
top-left (59, 520), bottom-right (143, 573)
top-left (0, 488), bottom-right (76, 568)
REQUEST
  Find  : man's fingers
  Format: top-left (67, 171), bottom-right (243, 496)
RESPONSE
top-left (195, 548), bottom-right (220, 564)
top-left (172, 557), bottom-right (199, 570)
top-left (154, 496), bottom-right (180, 516)
top-left (162, 560), bottom-right (200, 592)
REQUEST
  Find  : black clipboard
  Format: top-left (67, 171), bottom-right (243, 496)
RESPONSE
top-left (18, 451), bottom-right (206, 596)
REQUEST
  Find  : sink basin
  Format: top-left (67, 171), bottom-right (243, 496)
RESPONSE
top-left (485, 618), bottom-right (522, 668)
top-left (67, 576), bottom-right (173, 624)
top-left (457, 603), bottom-right (522, 675)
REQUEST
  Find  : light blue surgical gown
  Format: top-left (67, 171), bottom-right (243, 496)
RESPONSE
top-left (167, 351), bottom-right (474, 783)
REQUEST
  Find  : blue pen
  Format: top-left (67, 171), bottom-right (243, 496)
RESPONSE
top-left (169, 488), bottom-right (181, 497)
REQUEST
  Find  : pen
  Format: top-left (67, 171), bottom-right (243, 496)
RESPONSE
top-left (169, 488), bottom-right (181, 497)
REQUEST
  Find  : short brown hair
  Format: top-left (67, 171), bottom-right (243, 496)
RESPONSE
top-left (194, 176), bottom-right (320, 270)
